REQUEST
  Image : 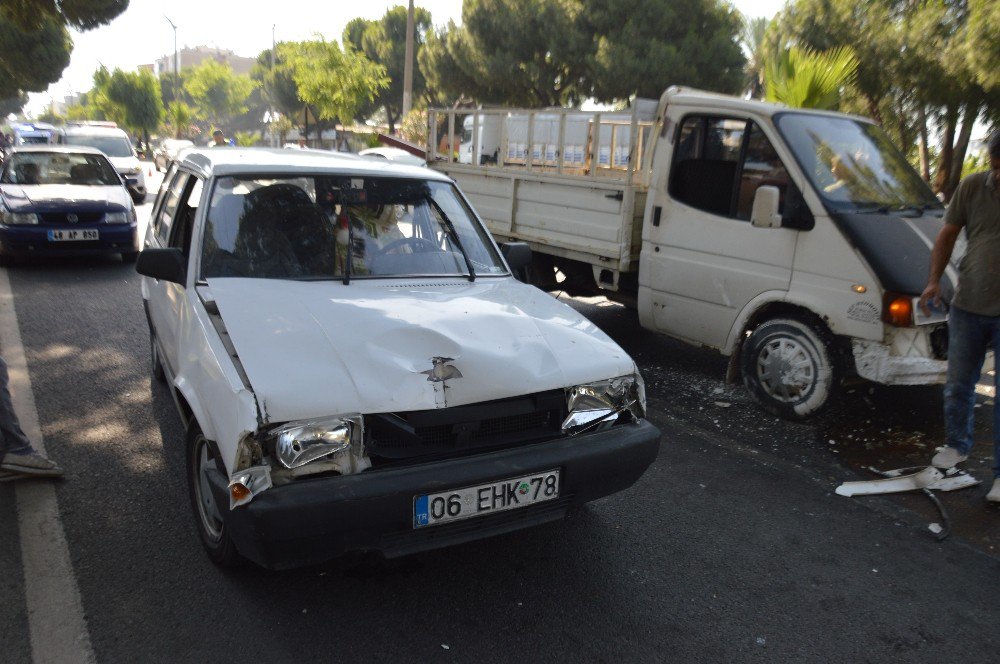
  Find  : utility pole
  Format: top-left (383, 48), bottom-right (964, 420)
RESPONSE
top-left (164, 15), bottom-right (179, 138)
top-left (402, 0), bottom-right (414, 123)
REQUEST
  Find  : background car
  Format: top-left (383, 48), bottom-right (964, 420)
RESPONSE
top-left (0, 146), bottom-right (138, 265)
top-left (58, 124), bottom-right (147, 205)
top-left (153, 138), bottom-right (194, 173)
top-left (358, 146), bottom-right (427, 167)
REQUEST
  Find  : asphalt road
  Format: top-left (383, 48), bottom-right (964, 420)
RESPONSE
top-left (2, 167), bottom-right (999, 662)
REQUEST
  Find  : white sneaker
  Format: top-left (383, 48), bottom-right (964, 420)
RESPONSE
top-left (931, 446), bottom-right (969, 469)
top-left (987, 478), bottom-right (1000, 503)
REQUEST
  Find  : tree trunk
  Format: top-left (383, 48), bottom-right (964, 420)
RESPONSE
top-left (947, 101), bottom-right (980, 197)
top-left (933, 104), bottom-right (958, 199)
top-left (143, 128), bottom-right (150, 158)
top-left (917, 105), bottom-right (930, 182)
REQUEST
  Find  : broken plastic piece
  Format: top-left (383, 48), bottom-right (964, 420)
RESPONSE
top-left (835, 467), bottom-right (943, 496)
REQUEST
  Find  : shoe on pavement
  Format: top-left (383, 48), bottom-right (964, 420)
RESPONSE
top-left (931, 446), bottom-right (968, 469)
top-left (0, 451), bottom-right (64, 478)
top-left (987, 478), bottom-right (1000, 503)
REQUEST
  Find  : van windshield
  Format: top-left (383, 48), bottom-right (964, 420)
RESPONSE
top-left (64, 135), bottom-right (133, 158)
top-left (776, 113), bottom-right (940, 212)
top-left (200, 175), bottom-right (508, 281)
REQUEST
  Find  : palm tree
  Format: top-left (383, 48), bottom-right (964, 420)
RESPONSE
top-left (764, 46), bottom-right (859, 110)
top-left (741, 16), bottom-right (770, 99)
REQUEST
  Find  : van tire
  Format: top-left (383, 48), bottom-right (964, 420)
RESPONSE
top-left (742, 317), bottom-right (837, 420)
top-left (187, 423), bottom-right (242, 568)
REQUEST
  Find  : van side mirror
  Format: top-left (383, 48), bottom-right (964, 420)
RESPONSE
top-left (136, 248), bottom-right (187, 285)
top-left (501, 242), bottom-right (532, 280)
top-left (751, 186), bottom-right (782, 228)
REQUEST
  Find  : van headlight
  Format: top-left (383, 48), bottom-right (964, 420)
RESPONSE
top-left (562, 374), bottom-right (646, 435)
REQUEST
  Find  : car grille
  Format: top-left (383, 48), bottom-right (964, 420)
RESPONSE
top-left (366, 389), bottom-right (567, 465)
top-left (39, 212), bottom-right (104, 225)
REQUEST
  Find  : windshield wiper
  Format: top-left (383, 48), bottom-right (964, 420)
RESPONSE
top-left (426, 195), bottom-right (476, 282)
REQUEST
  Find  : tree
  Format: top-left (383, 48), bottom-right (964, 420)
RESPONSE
top-left (166, 102), bottom-right (193, 139)
top-left (0, 10), bottom-right (71, 98)
top-left (0, 93), bottom-right (28, 117)
top-left (281, 39), bottom-right (388, 126)
top-left (741, 15), bottom-right (771, 99)
top-left (343, 5), bottom-right (433, 132)
top-left (764, 46), bottom-right (858, 110)
top-left (184, 59), bottom-right (255, 129)
top-left (252, 45), bottom-right (303, 119)
top-left (419, 22), bottom-right (481, 106)
top-left (581, 0), bottom-right (745, 101)
top-left (1, 0), bottom-right (127, 100)
top-left (104, 69), bottom-right (164, 149)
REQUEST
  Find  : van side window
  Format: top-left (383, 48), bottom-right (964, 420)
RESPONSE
top-left (737, 123), bottom-right (790, 220)
top-left (155, 172), bottom-right (190, 245)
top-left (669, 116), bottom-right (745, 216)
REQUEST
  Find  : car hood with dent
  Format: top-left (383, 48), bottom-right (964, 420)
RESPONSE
top-left (207, 277), bottom-right (636, 423)
top-left (0, 184), bottom-right (131, 213)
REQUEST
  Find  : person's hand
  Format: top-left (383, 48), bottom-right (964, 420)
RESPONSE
top-left (919, 281), bottom-right (942, 316)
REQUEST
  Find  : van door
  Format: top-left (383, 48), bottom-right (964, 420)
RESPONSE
top-left (639, 114), bottom-right (799, 350)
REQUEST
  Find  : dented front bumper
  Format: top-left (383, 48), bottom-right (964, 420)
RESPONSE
top-left (206, 420), bottom-right (660, 570)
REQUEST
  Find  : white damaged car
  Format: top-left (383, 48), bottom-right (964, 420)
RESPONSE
top-left (137, 149), bottom-right (660, 569)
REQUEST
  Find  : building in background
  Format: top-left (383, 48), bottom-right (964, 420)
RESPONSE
top-left (154, 46), bottom-right (254, 76)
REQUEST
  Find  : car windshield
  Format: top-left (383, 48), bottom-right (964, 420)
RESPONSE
top-left (776, 113), bottom-right (940, 212)
top-left (64, 135), bottom-right (133, 158)
top-left (0, 152), bottom-right (121, 186)
top-left (200, 175), bottom-right (508, 281)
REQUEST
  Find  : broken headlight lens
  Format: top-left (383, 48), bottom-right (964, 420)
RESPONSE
top-left (562, 373), bottom-right (646, 434)
top-left (270, 416), bottom-right (354, 469)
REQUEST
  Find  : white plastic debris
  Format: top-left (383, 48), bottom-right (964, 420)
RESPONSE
top-left (928, 523), bottom-right (943, 534)
top-left (835, 467), bottom-right (943, 496)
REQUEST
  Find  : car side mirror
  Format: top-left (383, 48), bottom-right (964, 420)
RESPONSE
top-left (501, 241), bottom-right (532, 271)
top-left (751, 186), bottom-right (782, 228)
top-left (136, 248), bottom-right (187, 285)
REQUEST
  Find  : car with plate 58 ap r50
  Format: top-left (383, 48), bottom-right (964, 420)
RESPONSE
top-left (137, 149), bottom-right (660, 570)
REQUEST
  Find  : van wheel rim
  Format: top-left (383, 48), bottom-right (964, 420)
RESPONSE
top-left (756, 337), bottom-right (815, 403)
top-left (194, 437), bottom-right (224, 541)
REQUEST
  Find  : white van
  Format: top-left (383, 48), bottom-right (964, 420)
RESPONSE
top-left (59, 124), bottom-right (147, 204)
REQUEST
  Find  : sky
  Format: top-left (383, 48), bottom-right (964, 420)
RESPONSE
top-left (27, 0), bottom-right (788, 114)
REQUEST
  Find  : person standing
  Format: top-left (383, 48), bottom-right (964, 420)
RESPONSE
top-left (919, 130), bottom-right (1000, 502)
top-left (210, 129), bottom-right (229, 147)
top-left (0, 355), bottom-right (63, 480)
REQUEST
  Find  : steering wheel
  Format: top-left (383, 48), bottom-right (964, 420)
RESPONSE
top-left (375, 236), bottom-right (439, 256)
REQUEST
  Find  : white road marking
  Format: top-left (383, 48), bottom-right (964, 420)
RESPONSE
top-left (0, 268), bottom-right (96, 664)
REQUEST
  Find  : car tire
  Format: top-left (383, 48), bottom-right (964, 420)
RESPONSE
top-left (187, 422), bottom-right (242, 568)
top-left (741, 317), bottom-right (838, 421)
top-left (150, 333), bottom-right (166, 383)
top-left (121, 250), bottom-right (138, 263)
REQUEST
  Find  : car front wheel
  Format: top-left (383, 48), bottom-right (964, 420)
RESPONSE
top-left (187, 423), bottom-right (241, 567)
top-left (741, 317), bottom-right (837, 420)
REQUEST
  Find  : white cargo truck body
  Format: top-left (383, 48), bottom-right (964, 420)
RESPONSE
top-left (428, 88), bottom-right (954, 420)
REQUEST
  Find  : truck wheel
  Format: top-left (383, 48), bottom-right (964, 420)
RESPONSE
top-left (187, 423), bottom-right (242, 567)
top-left (742, 317), bottom-right (837, 420)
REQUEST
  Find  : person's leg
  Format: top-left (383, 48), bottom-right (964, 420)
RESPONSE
top-left (0, 355), bottom-right (34, 457)
top-left (990, 314), bottom-right (1000, 479)
top-left (942, 306), bottom-right (989, 456)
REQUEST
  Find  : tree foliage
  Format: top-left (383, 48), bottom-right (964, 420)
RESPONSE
top-left (184, 59), bottom-right (255, 128)
top-left (252, 45), bottom-right (302, 119)
top-left (0, 92), bottom-right (29, 117)
top-left (0, 10), bottom-right (71, 98)
top-left (3, 0), bottom-right (128, 31)
top-left (741, 15), bottom-right (771, 99)
top-left (343, 5), bottom-right (433, 131)
top-left (764, 46), bottom-right (858, 110)
top-left (104, 69), bottom-right (164, 139)
top-left (281, 39), bottom-right (388, 124)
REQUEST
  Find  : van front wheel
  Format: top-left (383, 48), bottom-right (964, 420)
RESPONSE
top-left (742, 317), bottom-right (837, 420)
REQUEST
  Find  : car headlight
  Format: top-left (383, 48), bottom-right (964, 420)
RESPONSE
top-left (562, 373), bottom-right (646, 435)
top-left (103, 211), bottom-right (130, 224)
top-left (0, 211), bottom-right (39, 225)
top-left (269, 415), bottom-right (362, 470)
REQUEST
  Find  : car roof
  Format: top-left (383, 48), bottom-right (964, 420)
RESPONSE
top-left (176, 147), bottom-right (448, 181)
top-left (60, 126), bottom-right (129, 137)
top-left (9, 145), bottom-right (108, 156)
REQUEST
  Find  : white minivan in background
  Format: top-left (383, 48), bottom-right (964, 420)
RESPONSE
top-left (59, 123), bottom-right (147, 204)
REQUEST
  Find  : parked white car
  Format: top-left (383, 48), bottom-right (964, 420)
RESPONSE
top-left (59, 125), bottom-right (147, 204)
top-left (137, 148), bottom-right (660, 570)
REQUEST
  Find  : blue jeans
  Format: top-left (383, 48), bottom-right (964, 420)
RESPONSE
top-left (0, 355), bottom-right (34, 458)
top-left (943, 306), bottom-right (1000, 477)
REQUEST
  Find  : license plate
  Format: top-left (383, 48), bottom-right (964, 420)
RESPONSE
top-left (48, 229), bottom-right (99, 242)
top-left (414, 469), bottom-right (561, 528)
